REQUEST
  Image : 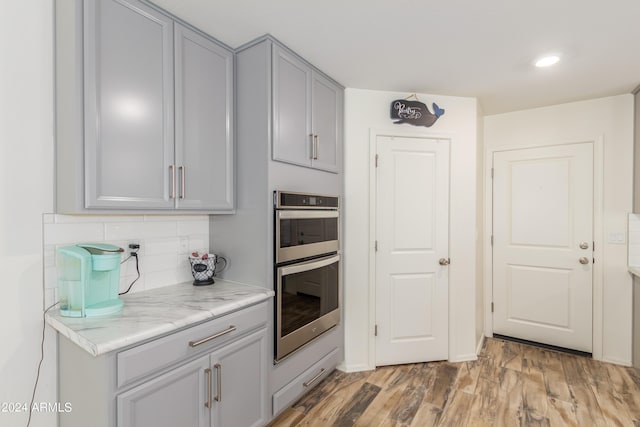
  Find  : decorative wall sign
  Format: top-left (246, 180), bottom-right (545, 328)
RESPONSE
top-left (390, 98), bottom-right (445, 127)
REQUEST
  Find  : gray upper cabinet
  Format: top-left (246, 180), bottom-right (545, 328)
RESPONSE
top-left (175, 24), bottom-right (234, 210)
top-left (311, 72), bottom-right (341, 173)
top-left (84, 0), bottom-right (175, 209)
top-left (55, 0), bottom-right (234, 213)
top-left (272, 44), bottom-right (342, 173)
top-left (272, 46), bottom-right (312, 167)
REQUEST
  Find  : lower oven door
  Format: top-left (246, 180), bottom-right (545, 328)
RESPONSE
top-left (276, 254), bottom-right (340, 362)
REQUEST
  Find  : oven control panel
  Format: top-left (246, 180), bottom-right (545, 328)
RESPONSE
top-left (275, 191), bottom-right (339, 209)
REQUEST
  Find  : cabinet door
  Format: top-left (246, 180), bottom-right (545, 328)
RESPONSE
top-left (311, 72), bottom-right (341, 173)
top-left (175, 24), bottom-right (234, 211)
top-left (272, 45), bottom-right (312, 168)
top-left (211, 328), bottom-right (268, 427)
top-left (84, 0), bottom-right (175, 209)
top-left (117, 355), bottom-right (210, 427)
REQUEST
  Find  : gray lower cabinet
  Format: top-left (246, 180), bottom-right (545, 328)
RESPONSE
top-left (209, 329), bottom-right (268, 427)
top-left (58, 302), bottom-right (268, 427)
top-left (272, 44), bottom-right (343, 173)
top-left (118, 355), bottom-right (210, 427)
top-left (55, 0), bottom-right (234, 213)
top-left (118, 329), bottom-right (267, 427)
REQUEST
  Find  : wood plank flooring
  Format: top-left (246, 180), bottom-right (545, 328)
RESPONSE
top-left (268, 337), bottom-right (640, 426)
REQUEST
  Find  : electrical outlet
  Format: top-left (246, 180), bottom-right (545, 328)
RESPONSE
top-left (179, 237), bottom-right (189, 255)
top-left (128, 240), bottom-right (141, 256)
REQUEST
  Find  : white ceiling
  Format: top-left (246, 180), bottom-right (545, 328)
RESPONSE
top-left (153, 0), bottom-right (640, 114)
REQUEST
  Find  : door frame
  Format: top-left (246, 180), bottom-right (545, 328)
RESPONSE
top-left (483, 137), bottom-right (604, 359)
top-left (368, 128), bottom-right (454, 367)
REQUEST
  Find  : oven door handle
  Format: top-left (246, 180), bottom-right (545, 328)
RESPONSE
top-left (279, 254), bottom-right (340, 276)
top-left (276, 210), bottom-right (339, 220)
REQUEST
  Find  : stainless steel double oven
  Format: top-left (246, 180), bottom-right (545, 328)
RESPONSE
top-left (274, 191), bottom-right (340, 362)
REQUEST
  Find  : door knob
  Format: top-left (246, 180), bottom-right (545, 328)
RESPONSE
top-left (439, 258), bottom-right (450, 266)
top-left (579, 257), bottom-right (589, 265)
top-left (579, 242), bottom-right (589, 250)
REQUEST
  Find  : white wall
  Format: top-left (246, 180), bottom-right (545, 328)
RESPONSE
top-left (343, 88), bottom-right (479, 371)
top-left (0, 2), bottom-right (56, 426)
top-left (484, 94), bottom-right (634, 365)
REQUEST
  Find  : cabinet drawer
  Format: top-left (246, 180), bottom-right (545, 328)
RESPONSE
top-left (272, 347), bottom-right (339, 415)
top-left (117, 302), bottom-right (268, 389)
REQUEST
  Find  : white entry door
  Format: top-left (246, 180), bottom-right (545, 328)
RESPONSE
top-left (375, 135), bottom-right (449, 366)
top-left (492, 142), bottom-right (594, 352)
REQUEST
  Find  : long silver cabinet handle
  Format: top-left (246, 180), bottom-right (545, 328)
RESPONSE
top-left (204, 368), bottom-right (213, 408)
top-left (179, 165), bottom-right (185, 199)
top-left (303, 368), bottom-right (325, 388)
top-left (313, 134), bottom-right (319, 160)
top-left (188, 325), bottom-right (237, 348)
top-left (170, 165), bottom-right (176, 199)
top-left (214, 363), bottom-right (222, 402)
top-left (310, 134), bottom-right (315, 159)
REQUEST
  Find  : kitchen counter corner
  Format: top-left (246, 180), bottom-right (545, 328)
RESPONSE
top-left (46, 280), bottom-right (274, 356)
top-left (629, 266), bottom-right (640, 278)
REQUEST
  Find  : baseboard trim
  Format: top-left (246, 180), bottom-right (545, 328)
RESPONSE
top-left (448, 353), bottom-right (478, 363)
top-left (475, 334), bottom-right (485, 356)
top-left (337, 362), bottom-right (374, 373)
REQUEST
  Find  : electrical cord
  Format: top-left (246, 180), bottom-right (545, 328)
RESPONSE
top-left (26, 300), bottom-right (59, 427)
top-left (28, 245), bottom-right (138, 426)
top-left (119, 249), bottom-right (140, 295)
top-left (28, 245), bottom-right (139, 426)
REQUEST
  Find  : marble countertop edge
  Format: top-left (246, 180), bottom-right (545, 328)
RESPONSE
top-left (46, 280), bottom-right (274, 357)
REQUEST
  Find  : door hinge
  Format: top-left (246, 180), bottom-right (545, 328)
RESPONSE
top-left (375, 154), bottom-right (379, 167)
top-left (375, 240), bottom-right (378, 252)
top-left (491, 167), bottom-right (494, 178)
top-left (374, 324), bottom-right (378, 336)
top-left (491, 302), bottom-right (494, 313)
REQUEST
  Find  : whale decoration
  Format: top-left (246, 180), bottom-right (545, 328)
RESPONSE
top-left (390, 99), bottom-right (445, 127)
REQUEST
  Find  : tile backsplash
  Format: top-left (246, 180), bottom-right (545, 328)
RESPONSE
top-left (43, 214), bottom-right (209, 295)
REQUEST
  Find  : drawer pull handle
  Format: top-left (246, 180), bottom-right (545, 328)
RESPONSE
top-left (179, 165), bottom-right (185, 199)
top-left (189, 325), bottom-right (237, 348)
top-left (214, 363), bottom-right (222, 402)
top-left (303, 368), bottom-right (325, 388)
top-left (205, 368), bottom-right (213, 408)
top-left (170, 164), bottom-right (176, 199)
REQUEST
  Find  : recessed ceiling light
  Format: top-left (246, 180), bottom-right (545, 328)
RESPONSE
top-left (535, 55), bottom-right (560, 68)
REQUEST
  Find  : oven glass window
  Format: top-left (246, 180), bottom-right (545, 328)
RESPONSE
top-left (280, 217), bottom-right (338, 248)
top-left (281, 261), bottom-right (339, 337)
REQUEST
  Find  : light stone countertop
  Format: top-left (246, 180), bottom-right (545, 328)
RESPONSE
top-left (46, 279), bottom-right (274, 356)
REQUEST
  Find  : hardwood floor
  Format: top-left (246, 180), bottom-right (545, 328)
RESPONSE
top-left (269, 337), bottom-right (640, 426)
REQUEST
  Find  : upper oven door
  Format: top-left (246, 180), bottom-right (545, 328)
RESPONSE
top-left (276, 210), bottom-right (339, 264)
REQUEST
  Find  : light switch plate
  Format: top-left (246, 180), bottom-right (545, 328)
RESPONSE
top-left (607, 231), bottom-right (626, 244)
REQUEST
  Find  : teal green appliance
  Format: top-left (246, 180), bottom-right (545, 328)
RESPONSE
top-left (57, 243), bottom-right (124, 317)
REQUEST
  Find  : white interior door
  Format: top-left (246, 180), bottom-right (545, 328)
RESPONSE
top-left (375, 135), bottom-right (449, 366)
top-left (492, 142), bottom-right (593, 352)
